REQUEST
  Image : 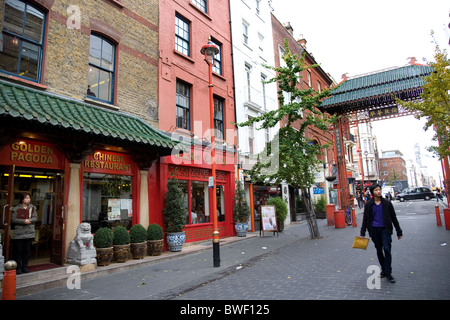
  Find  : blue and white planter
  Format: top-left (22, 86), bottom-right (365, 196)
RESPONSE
top-left (234, 222), bottom-right (249, 237)
top-left (166, 231), bottom-right (186, 252)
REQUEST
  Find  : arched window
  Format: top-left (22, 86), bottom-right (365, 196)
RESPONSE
top-left (87, 34), bottom-right (116, 104)
top-left (0, 0), bottom-right (45, 82)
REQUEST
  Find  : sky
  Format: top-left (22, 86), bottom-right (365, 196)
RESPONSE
top-left (271, 0), bottom-right (449, 185)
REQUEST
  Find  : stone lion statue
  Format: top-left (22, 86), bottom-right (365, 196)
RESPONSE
top-left (70, 222), bottom-right (94, 251)
top-left (67, 223), bottom-right (96, 265)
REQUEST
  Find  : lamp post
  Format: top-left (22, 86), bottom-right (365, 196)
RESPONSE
top-left (201, 39), bottom-right (220, 267)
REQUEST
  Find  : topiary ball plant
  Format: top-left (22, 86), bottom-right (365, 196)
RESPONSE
top-left (147, 223), bottom-right (163, 240)
top-left (129, 224), bottom-right (147, 243)
top-left (113, 225), bottom-right (130, 245)
top-left (93, 227), bottom-right (113, 248)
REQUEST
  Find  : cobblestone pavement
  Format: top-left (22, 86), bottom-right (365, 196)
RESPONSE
top-left (19, 200), bottom-right (450, 302)
top-left (174, 201), bottom-right (450, 300)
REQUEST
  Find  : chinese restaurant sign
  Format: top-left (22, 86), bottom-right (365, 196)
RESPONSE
top-left (83, 151), bottom-right (134, 175)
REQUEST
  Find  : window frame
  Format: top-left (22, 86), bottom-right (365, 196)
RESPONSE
top-left (190, 0), bottom-right (207, 14)
top-left (211, 39), bottom-right (222, 75)
top-left (176, 80), bottom-right (191, 130)
top-left (87, 33), bottom-right (116, 104)
top-left (213, 96), bottom-right (224, 140)
top-left (175, 14), bottom-right (190, 57)
top-left (0, 0), bottom-right (46, 83)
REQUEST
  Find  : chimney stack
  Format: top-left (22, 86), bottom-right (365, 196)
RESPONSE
top-left (283, 22), bottom-right (293, 35)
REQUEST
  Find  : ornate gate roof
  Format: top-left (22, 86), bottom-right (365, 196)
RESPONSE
top-left (320, 64), bottom-right (434, 120)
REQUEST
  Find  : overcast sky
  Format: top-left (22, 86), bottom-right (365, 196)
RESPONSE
top-left (271, 0), bottom-right (449, 184)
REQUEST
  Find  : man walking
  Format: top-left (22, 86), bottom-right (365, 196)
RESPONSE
top-left (360, 184), bottom-right (403, 283)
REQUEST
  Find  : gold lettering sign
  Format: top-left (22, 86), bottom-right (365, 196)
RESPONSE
top-left (84, 152), bottom-right (132, 172)
top-left (10, 142), bottom-right (54, 164)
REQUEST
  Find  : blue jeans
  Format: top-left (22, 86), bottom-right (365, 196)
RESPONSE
top-left (372, 227), bottom-right (392, 275)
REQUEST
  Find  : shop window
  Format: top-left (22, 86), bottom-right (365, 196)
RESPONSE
top-left (169, 166), bottom-right (227, 226)
top-left (191, 181), bottom-right (208, 224)
top-left (82, 173), bottom-right (132, 232)
top-left (0, 0), bottom-right (45, 82)
top-left (87, 33), bottom-right (115, 104)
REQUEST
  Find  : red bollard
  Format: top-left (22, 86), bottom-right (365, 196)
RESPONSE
top-left (1, 260), bottom-right (17, 300)
top-left (326, 204), bottom-right (335, 226)
top-left (443, 208), bottom-right (450, 231)
top-left (334, 210), bottom-right (345, 229)
top-left (435, 205), bottom-right (442, 227)
top-left (352, 208), bottom-right (357, 228)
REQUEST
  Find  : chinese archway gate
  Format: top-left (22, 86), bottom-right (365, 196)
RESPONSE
top-left (319, 64), bottom-right (434, 210)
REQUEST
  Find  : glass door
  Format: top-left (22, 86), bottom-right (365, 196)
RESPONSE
top-left (1, 167), bottom-right (65, 266)
top-left (1, 165), bottom-right (15, 261)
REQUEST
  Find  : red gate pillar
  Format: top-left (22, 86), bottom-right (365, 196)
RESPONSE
top-left (333, 117), bottom-right (350, 210)
top-left (435, 205), bottom-right (443, 227)
top-left (326, 204), bottom-right (335, 226)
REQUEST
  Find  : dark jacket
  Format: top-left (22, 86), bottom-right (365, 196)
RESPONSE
top-left (360, 198), bottom-right (402, 238)
top-left (11, 204), bottom-right (37, 240)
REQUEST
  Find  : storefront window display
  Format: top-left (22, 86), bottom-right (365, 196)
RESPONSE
top-left (176, 180), bottom-right (225, 225)
top-left (82, 173), bottom-right (132, 232)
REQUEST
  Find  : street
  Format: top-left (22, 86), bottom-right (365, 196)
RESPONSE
top-left (19, 199), bottom-right (450, 303)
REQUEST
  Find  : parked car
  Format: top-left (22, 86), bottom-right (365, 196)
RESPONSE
top-left (395, 187), bottom-right (435, 202)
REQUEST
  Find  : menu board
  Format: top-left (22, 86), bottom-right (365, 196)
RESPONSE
top-left (260, 205), bottom-right (278, 237)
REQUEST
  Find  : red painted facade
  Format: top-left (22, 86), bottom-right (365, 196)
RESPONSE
top-left (157, 0), bottom-right (236, 242)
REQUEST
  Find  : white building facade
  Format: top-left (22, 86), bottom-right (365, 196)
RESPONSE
top-left (230, 0), bottom-right (281, 228)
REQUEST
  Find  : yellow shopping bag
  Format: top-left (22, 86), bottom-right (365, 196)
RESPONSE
top-left (352, 236), bottom-right (369, 250)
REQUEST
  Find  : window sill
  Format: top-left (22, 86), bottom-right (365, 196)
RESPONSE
top-left (188, 1), bottom-right (212, 21)
top-left (106, 0), bottom-right (124, 8)
top-left (0, 73), bottom-right (47, 90)
top-left (173, 50), bottom-right (195, 64)
top-left (84, 96), bottom-right (119, 111)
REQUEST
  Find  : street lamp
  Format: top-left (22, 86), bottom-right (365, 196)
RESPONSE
top-left (200, 39), bottom-right (220, 267)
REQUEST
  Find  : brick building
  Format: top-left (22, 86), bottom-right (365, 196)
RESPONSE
top-left (0, 0), bottom-right (177, 267)
top-left (158, 0), bottom-right (236, 242)
top-left (271, 14), bottom-right (335, 220)
top-left (379, 150), bottom-right (408, 184)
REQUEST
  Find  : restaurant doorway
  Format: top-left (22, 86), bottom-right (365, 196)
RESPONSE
top-left (1, 165), bottom-right (65, 267)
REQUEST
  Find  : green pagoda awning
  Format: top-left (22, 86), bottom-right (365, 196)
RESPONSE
top-left (0, 80), bottom-right (179, 150)
top-left (320, 64), bottom-right (434, 114)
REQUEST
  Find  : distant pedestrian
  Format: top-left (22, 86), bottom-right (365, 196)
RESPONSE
top-left (436, 188), bottom-right (443, 203)
top-left (357, 191), bottom-right (364, 209)
top-left (360, 184), bottom-right (403, 283)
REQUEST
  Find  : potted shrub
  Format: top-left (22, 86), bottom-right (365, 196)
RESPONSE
top-left (129, 224), bottom-right (147, 259)
top-left (313, 195), bottom-right (327, 219)
top-left (113, 225), bottom-right (130, 262)
top-left (233, 180), bottom-right (250, 236)
top-left (93, 227), bottom-right (113, 266)
top-left (266, 197), bottom-right (288, 232)
top-left (163, 178), bottom-right (186, 251)
top-left (147, 223), bottom-right (164, 256)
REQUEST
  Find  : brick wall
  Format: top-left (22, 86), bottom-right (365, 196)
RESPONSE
top-left (0, 0), bottom-right (160, 127)
top-left (379, 157), bottom-right (408, 183)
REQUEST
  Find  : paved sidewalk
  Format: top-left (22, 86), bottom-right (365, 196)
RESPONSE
top-left (17, 205), bottom-right (450, 300)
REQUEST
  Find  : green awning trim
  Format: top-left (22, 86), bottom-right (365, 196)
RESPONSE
top-left (0, 80), bottom-right (182, 149)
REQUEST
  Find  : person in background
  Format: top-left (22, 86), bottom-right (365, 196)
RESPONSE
top-left (11, 192), bottom-right (38, 274)
top-left (360, 184), bottom-right (403, 283)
